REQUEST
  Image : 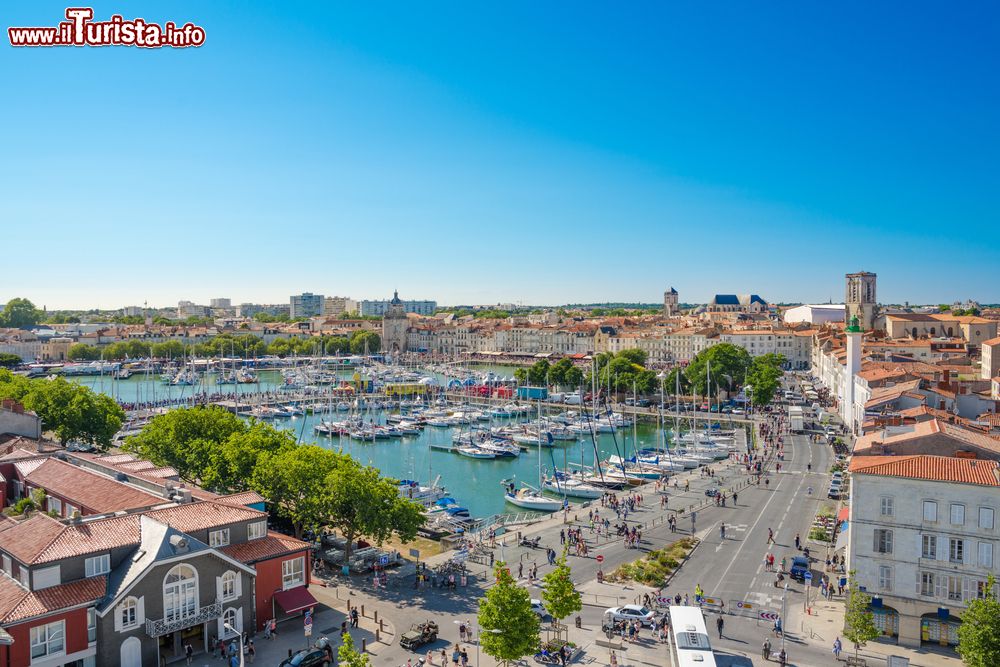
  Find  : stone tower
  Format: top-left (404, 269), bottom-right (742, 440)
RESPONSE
top-left (843, 315), bottom-right (864, 434)
top-left (663, 287), bottom-right (679, 317)
top-left (845, 271), bottom-right (878, 331)
top-left (382, 290), bottom-right (408, 357)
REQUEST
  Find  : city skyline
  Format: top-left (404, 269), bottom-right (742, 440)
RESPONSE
top-left (3, 2), bottom-right (998, 309)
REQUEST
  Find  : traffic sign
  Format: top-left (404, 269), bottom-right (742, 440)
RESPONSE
top-left (596, 554), bottom-right (605, 564)
top-left (804, 571), bottom-right (813, 581)
top-left (758, 610), bottom-right (780, 622)
top-left (378, 555), bottom-right (390, 566)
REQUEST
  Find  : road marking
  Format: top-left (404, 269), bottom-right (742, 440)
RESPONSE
top-left (716, 469), bottom-right (786, 585)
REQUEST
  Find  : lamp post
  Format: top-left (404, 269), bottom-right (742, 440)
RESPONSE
top-left (224, 622), bottom-right (244, 667)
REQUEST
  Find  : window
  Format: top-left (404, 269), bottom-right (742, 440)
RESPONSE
top-left (119, 597), bottom-right (138, 629)
top-left (221, 571), bottom-right (237, 601)
top-left (878, 565), bottom-right (893, 591)
top-left (209, 529), bottom-right (230, 548)
top-left (222, 607), bottom-right (240, 637)
top-left (979, 507), bottom-right (995, 530)
top-left (874, 529), bottom-right (893, 554)
top-left (1, 555), bottom-right (9, 574)
top-left (920, 572), bottom-right (935, 597)
top-left (18, 567), bottom-right (29, 588)
top-left (248, 521), bottom-right (266, 540)
top-left (30, 621), bottom-right (64, 659)
top-left (282, 557), bottom-right (305, 590)
top-left (85, 554), bottom-right (110, 577)
top-left (88, 607), bottom-right (96, 642)
top-left (65, 503), bottom-right (78, 519)
top-left (979, 542), bottom-right (994, 568)
top-left (880, 496), bottom-right (894, 517)
top-left (948, 576), bottom-right (962, 601)
top-left (951, 503), bottom-right (966, 525)
top-left (950, 538), bottom-right (965, 564)
top-left (921, 535), bottom-right (937, 559)
top-left (47, 496), bottom-right (62, 516)
top-left (923, 501), bottom-right (937, 522)
top-left (163, 564), bottom-right (198, 623)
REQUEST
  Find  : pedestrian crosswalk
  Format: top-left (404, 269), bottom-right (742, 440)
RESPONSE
top-left (745, 591), bottom-right (782, 608)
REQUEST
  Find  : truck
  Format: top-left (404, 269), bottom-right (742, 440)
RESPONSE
top-left (517, 386), bottom-right (548, 401)
top-left (789, 406), bottom-right (804, 433)
top-left (399, 621), bottom-right (439, 650)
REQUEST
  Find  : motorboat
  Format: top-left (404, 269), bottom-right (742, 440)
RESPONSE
top-left (541, 475), bottom-right (602, 499)
top-left (456, 445), bottom-right (496, 459)
top-left (503, 485), bottom-right (564, 511)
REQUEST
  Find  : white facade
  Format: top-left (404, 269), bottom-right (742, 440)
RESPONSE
top-left (783, 304), bottom-right (845, 326)
top-left (361, 299), bottom-right (437, 317)
top-left (849, 466), bottom-right (1000, 648)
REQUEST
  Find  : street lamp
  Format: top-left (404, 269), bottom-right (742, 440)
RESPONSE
top-left (224, 622), bottom-right (244, 667)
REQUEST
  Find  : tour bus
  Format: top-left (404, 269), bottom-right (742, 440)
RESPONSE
top-left (668, 605), bottom-right (717, 667)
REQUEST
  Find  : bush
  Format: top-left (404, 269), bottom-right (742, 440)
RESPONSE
top-left (609, 538), bottom-right (696, 587)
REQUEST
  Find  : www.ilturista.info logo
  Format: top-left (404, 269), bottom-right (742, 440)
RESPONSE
top-left (8, 8), bottom-right (205, 48)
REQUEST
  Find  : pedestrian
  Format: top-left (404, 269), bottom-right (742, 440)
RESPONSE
top-left (795, 533), bottom-right (801, 550)
top-left (269, 618), bottom-right (278, 638)
top-left (609, 650), bottom-right (618, 667)
top-left (247, 639), bottom-right (255, 663)
top-left (351, 608), bottom-right (360, 628)
top-left (184, 642), bottom-right (194, 665)
top-left (716, 615), bottom-right (724, 638)
top-left (518, 562), bottom-right (524, 579)
top-left (219, 638), bottom-right (228, 660)
top-left (440, 648), bottom-right (448, 666)
top-left (767, 528), bottom-right (774, 545)
top-left (833, 636), bottom-right (843, 660)
top-left (452, 648), bottom-right (461, 667)
top-left (459, 622), bottom-right (466, 642)
top-left (460, 648), bottom-right (469, 667)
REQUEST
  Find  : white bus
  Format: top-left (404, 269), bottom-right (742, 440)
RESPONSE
top-left (668, 605), bottom-right (717, 667)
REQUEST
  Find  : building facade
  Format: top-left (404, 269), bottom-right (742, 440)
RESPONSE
top-left (845, 271), bottom-right (878, 331)
top-left (663, 288), bottom-right (679, 317)
top-left (382, 292), bottom-right (409, 355)
top-left (361, 299), bottom-right (436, 317)
top-left (289, 293), bottom-right (324, 319)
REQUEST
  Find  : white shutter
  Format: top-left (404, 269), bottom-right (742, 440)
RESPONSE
top-left (216, 576), bottom-right (223, 603)
top-left (935, 573), bottom-right (947, 599)
top-left (217, 616), bottom-right (225, 641)
top-left (235, 573), bottom-right (242, 598)
top-left (916, 570), bottom-right (921, 595)
top-left (964, 539), bottom-right (972, 565)
top-left (937, 536), bottom-right (946, 561)
top-left (136, 597), bottom-right (145, 625)
top-left (237, 606), bottom-right (244, 633)
top-left (114, 603), bottom-right (122, 633)
top-left (963, 577), bottom-right (973, 602)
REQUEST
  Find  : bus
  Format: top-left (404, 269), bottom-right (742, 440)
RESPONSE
top-left (668, 605), bottom-right (717, 667)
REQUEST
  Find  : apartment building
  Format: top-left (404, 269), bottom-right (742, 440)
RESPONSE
top-left (848, 455), bottom-right (1000, 649)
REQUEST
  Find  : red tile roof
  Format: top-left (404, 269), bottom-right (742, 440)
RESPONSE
top-left (0, 515), bottom-right (67, 564)
top-left (849, 455), bottom-right (1000, 486)
top-left (35, 515), bottom-right (142, 564)
top-left (2, 576), bottom-right (106, 624)
top-left (220, 532), bottom-right (310, 564)
top-left (145, 501), bottom-right (266, 533)
top-left (25, 458), bottom-right (163, 513)
top-left (216, 491), bottom-right (266, 507)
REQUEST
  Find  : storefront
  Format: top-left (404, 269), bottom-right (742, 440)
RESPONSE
top-left (869, 599), bottom-right (899, 638)
top-left (921, 610), bottom-right (961, 647)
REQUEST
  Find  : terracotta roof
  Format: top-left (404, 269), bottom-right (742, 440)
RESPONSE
top-left (34, 514), bottom-right (142, 564)
top-left (12, 459), bottom-right (45, 477)
top-left (216, 491), bottom-right (266, 507)
top-left (983, 337), bottom-right (1000, 346)
top-left (0, 515), bottom-right (67, 564)
top-left (25, 458), bottom-right (163, 513)
top-left (1, 575), bottom-right (106, 624)
top-left (849, 455), bottom-right (1000, 486)
top-left (145, 501), bottom-right (266, 533)
top-left (220, 532), bottom-right (310, 564)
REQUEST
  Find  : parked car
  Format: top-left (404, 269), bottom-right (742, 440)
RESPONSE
top-left (531, 599), bottom-right (550, 619)
top-left (732, 407), bottom-right (745, 415)
top-left (604, 605), bottom-right (657, 627)
top-left (279, 648), bottom-right (332, 667)
top-left (788, 555), bottom-right (810, 581)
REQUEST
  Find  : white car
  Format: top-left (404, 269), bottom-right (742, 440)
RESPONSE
top-left (531, 599), bottom-right (549, 618)
top-left (604, 605), bottom-right (656, 627)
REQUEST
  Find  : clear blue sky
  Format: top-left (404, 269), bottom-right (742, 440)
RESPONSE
top-left (2, 1), bottom-right (998, 309)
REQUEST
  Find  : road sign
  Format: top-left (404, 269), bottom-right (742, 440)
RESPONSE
top-left (409, 548), bottom-right (421, 558)
top-left (378, 554), bottom-right (390, 566)
top-left (304, 624), bottom-right (313, 637)
top-left (804, 571), bottom-right (813, 581)
top-left (596, 554), bottom-right (605, 564)
top-left (758, 610), bottom-right (780, 622)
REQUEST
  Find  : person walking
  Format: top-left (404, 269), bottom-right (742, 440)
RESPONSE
top-left (184, 642), bottom-right (194, 665)
top-left (247, 639), bottom-right (255, 664)
top-left (716, 615), bottom-right (724, 638)
top-left (767, 527), bottom-right (775, 545)
top-left (833, 636), bottom-right (843, 660)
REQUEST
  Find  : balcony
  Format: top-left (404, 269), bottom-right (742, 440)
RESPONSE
top-left (146, 602), bottom-right (222, 637)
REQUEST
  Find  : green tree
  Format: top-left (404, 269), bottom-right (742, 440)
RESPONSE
top-left (267, 338), bottom-right (294, 357)
top-left (324, 336), bottom-right (351, 355)
top-left (843, 571), bottom-right (880, 660)
top-left (0, 353), bottom-right (22, 368)
top-left (150, 340), bottom-right (186, 359)
top-left (684, 343), bottom-right (752, 396)
top-left (201, 422), bottom-right (296, 493)
top-left (617, 348), bottom-right (648, 367)
top-left (513, 368), bottom-right (528, 384)
top-left (478, 564), bottom-right (541, 666)
top-left (321, 457), bottom-right (425, 561)
top-left (664, 366), bottom-right (690, 395)
top-left (349, 330), bottom-right (381, 354)
top-left (958, 574), bottom-right (1000, 667)
top-left (0, 298), bottom-right (43, 329)
top-left (746, 353), bottom-right (786, 407)
top-left (541, 551), bottom-right (582, 627)
top-left (547, 358), bottom-right (573, 387)
top-left (563, 365), bottom-right (584, 388)
top-left (527, 360), bottom-right (550, 385)
top-left (22, 377), bottom-right (124, 448)
top-left (251, 445), bottom-right (342, 538)
top-left (337, 632), bottom-right (371, 667)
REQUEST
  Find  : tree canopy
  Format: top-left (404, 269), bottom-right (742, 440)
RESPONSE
top-left (541, 550), bottom-right (582, 625)
top-left (958, 575), bottom-right (1000, 667)
top-left (478, 563), bottom-right (541, 664)
top-left (746, 353), bottom-right (786, 407)
top-left (251, 445), bottom-right (343, 538)
top-left (684, 343), bottom-right (752, 396)
top-left (842, 571), bottom-right (880, 659)
top-left (0, 371), bottom-right (124, 448)
top-left (0, 298), bottom-right (42, 329)
top-left (0, 353), bottom-right (21, 368)
top-left (349, 330), bottom-right (381, 354)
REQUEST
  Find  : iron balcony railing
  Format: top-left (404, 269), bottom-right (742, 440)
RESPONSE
top-left (145, 601), bottom-right (222, 637)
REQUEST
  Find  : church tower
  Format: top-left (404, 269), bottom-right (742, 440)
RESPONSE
top-left (663, 287), bottom-right (679, 317)
top-left (845, 271), bottom-right (878, 331)
top-left (382, 290), bottom-right (409, 358)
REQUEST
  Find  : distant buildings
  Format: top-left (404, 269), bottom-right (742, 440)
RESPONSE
top-left (289, 293), bottom-right (323, 319)
top-left (209, 298), bottom-right (231, 309)
top-left (176, 301), bottom-right (210, 319)
top-left (236, 303), bottom-right (290, 319)
top-left (361, 298), bottom-right (436, 317)
top-left (663, 287), bottom-right (679, 317)
top-left (323, 296), bottom-right (359, 318)
top-left (782, 304), bottom-right (845, 325)
top-left (705, 294), bottom-right (768, 314)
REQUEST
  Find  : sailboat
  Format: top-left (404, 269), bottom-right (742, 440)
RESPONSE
top-left (502, 401), bottom-right (565, 512)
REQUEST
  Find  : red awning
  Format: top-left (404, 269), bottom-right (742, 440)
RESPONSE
top-left (273, 587), bottom-right (318, 614)
top-left (837, 507), bottom-right (849, 522)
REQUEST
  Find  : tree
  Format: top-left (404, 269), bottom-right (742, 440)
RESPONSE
top-left (22, 377), bottom-right (124, 448)
top-left (321, 457), bottom-right (425, 561)
top-left (251, 445), bottom-right (342, 538)
top-left (547, 358), bottom-right (573, 387)
top-left (478, 564), bottom-right (541, 666)
top-left (349, 330), bottom-right (381, 354)
top-left (746, 353), bottom-right (786, 407)
top-left (563, 365), bottom-right (584, 388)
top-left (958, 574), bottom-right (1000, 667)
top-left (0, 298), bottom-right (42, 329)
top-left (513, 368), bottom-right (528, 384)
top-left (150, 340), bottom-right (186, 359)
top-left (842, 571), bottom-right (880, 660)
top-left (337, 632), bottom-right (371, 667)
top-left (617, 348), bottom-right (648, 367)
top-left (685, 344), bottom-right (752, 396)
top-left (541, 551), bottom-right (582, 627)
top-left (0, 353), bottom-right (21, 368)
top-left (664, 366), bottom-right (690, 396)
top-left (201, 422), bottom-right (296, 493)
top-left (527, 360), bottom-right (550, 385)
top-left (67, 343), bottom-right (101, 361)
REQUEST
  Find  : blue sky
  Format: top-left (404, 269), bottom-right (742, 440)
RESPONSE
top-left (2, 1), bottom-right (998, 309)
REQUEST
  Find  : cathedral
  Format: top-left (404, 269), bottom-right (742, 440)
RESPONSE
top-left (382, 290), bottom-right (409, 356)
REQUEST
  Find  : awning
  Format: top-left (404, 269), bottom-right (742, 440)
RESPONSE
top-left (837, 507), bottom-right (849, 522)
top-left (835, 529), bottom-right (849, 553)
top-left (273, 587), bottom-right (318, 615)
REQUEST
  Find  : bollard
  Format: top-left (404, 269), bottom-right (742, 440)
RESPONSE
top-left (380, 619), bottom-right (384, 632)
top-left (376, 629), bottom-right (380, 643)
top-left (347, 600), bottom-right (351, 612)
top-left (374, 610), bottom-right (379, 624)
top-left (362, 638), bottom-right (367, 652)
top-left (361, 604), bottom-right (365, 618)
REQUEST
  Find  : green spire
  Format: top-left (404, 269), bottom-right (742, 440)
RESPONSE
top-left (846, 315), bottom-right (862, 333)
